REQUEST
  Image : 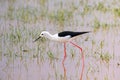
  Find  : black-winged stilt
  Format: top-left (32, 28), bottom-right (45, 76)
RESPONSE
top-left (34, 31), bottom-right (90, 80)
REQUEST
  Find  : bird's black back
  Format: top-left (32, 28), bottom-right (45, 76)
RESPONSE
top-left (58, 31), bottom-right (90, 37)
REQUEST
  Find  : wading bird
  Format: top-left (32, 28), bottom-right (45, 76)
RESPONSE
top-left (34, 31), bottom-right (90, 80)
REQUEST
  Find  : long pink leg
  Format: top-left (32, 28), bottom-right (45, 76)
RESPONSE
top-left (62, 42), bottom-right (67, 79)
top-left (69, 41), bottom-right (84, 80)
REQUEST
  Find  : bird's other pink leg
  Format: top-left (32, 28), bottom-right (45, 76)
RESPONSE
top-left (62, 42), bottom-right (67, 79)
top-left (69, 41), bottom-right (84, 80)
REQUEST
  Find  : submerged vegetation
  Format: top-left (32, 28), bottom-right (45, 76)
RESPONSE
top-left (48, 9), bottom-right (73, 26)
top-left (113, 8), bottom-right (120, 17)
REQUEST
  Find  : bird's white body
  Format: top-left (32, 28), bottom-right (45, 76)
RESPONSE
top-left (41, 31), bottom-right (71, 42)
top-left (53, 34), bottom-right (71, 42)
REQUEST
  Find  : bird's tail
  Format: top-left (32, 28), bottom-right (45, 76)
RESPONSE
top-left (78, 31), bottom-right (91, 35)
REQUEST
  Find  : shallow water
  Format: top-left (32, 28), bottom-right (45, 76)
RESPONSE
top-left (0, 0), bottom-right (120, 80)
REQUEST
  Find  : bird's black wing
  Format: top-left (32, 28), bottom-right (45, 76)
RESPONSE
top-left (58, 31), bottom-right (90, 37)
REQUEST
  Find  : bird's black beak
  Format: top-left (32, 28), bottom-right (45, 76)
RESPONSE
top-left (33, 36), bottom-right (41, 42)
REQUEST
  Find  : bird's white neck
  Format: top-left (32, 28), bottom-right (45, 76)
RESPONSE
top-left (44, 32), bottom-right (54, 40)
